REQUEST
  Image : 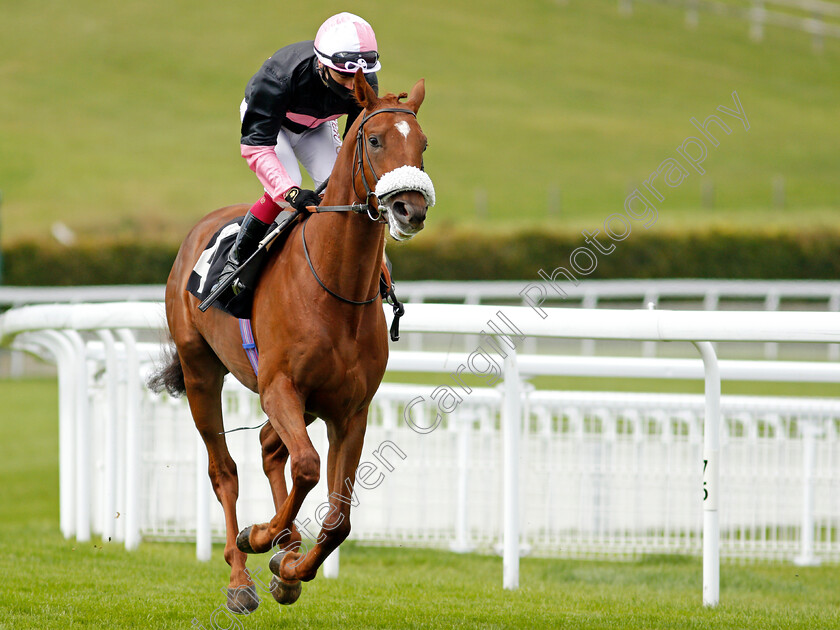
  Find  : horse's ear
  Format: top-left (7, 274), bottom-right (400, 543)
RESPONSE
top-left (405, 78), bottom-right (425, 113)
top-left (354, 69), bottom-right (378, 109)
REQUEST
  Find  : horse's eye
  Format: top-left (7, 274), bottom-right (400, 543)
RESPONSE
top-left (368, 136), bottom-right (380, 148)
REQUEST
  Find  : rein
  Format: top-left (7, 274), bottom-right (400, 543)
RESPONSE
top-left (303, 201), bottom-right (385, 223)
top-left (300, 212), bottom-right (405, 340)
top-left (300, 214), bottom-right (380, 305)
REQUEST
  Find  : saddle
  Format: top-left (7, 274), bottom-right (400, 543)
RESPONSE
top-left (187, 214), bottom-right (404, 339)
top-left (187, 214), bottom-right (277, 319)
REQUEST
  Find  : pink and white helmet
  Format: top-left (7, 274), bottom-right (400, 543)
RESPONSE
top-left (314, 12), bottom-right (381, 74)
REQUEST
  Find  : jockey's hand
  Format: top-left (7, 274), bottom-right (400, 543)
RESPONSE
top-left (284, 187), bottom-right (321, 212)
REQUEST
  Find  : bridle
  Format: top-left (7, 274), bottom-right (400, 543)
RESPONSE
top-left (295, 107), bottom-right (419, 221)
top-left (353, 107), bottom-right (419, 218)
top-left (302, 106), bottom-right (420, 307)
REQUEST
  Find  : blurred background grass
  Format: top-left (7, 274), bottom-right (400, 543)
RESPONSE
top-left (1, 0), bottom-right (838, 246)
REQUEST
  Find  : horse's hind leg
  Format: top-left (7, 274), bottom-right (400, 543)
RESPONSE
top-left (180, 341), bottom-right (259, 614)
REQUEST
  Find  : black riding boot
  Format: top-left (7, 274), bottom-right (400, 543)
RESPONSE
top-left (214, 211), bottom-right (271, 295)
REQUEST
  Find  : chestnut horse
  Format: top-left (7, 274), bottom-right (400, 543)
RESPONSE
top-left (151, 73), bottom-right (431, 612)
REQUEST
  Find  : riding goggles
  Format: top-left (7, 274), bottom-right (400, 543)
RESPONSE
top-left (315, 47), bottom-right (380, 73)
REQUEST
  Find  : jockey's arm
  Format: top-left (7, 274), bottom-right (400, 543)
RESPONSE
top-left (240, 72), bottom-right (297, 204)
top-left (240, 144), bottom-right (296, 205)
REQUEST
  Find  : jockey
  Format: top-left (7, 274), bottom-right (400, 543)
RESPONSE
top-left (217, 12), bottom-right (380, 294)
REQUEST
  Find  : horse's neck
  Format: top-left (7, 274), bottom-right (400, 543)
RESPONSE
top-left (304, 169), bottom-right (385, 300)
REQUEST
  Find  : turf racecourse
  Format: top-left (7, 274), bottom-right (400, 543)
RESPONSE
top-left (2, 1), bottom-right (839, 243)
top-left (2, 378), bottom-right (838, 629)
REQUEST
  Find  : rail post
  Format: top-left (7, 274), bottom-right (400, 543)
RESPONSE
top-left (794, 421), bottom-right (821, 567)
top-left (63, 330), bottom-right (91, 542)
top-left (117, 329), bottom-right (142, 550)
top-left (96, 330), bottom-right (119, 543)
top-left (502, 349), bottom-right (521, 590)
top-left (31, 331), bottom-right (77, 538)
top-left (451, 411), bottom-right (474, 553)
top-left (693, 341), bottom-right (720, 607)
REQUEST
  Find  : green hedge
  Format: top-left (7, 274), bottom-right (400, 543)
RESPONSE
top-left (2, 241), bottom-right (179, 286)
top-left (2, 227), bottom-right (839, 286)
top-left (386, 227), bottom-right (840, 281)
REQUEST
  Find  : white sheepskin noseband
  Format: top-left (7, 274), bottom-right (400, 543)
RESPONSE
top-left (375, 165), bottom-right (436, 208)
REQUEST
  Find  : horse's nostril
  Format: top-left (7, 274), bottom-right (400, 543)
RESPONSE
top-left (392, 201), bottom-right (409, 219)
top-left (391, 200), bottom-right (427, 227)
top-left (409, 206), bottom-right (427, 226)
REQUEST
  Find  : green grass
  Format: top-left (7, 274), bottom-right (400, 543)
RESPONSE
top-left (2, 377), bottom-right (840, 628)
top-left (1, 1), bottom-right (839, 245)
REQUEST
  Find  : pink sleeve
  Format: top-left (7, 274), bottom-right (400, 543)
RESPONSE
top-left (240, 144), bottom-right (296, 203)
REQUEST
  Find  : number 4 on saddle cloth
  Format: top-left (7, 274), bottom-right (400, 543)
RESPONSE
top-left (186, 212), bottom-right (404, 339)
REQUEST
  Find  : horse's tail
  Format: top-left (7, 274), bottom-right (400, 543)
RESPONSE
top-left (147, 343), bottom-right (186, 397)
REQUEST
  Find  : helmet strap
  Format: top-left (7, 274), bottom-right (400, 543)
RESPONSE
top-left (318, 63), bottom-right (356, 102)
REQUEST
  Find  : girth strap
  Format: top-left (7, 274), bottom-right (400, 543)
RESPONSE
top-left (239, 318), bottom-right (259, 376)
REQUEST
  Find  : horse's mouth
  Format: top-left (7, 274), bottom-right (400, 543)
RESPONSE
top-left (389, 225), bottom-right (419, 241)
top-left (384, 197), bottom-right (427, 241)
top-left (387, 216), bottom-right (423, 241)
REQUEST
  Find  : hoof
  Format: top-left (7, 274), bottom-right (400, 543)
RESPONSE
top-left (269, 549), bottom-right (302, 578)
top-left (226, 585), bottom-right (259, 614)
top-left (236, 526), bottom-right (256, 554)
top-left (270, 575), bottom-right (302, 605)
top-left (268, 550), bottom-right (285, 577)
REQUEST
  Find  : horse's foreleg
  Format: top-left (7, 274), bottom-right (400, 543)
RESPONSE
top-left (238, 381), bottom-right (319, 555)
top-left (273, 409), bottom-right (367, 584)
top-left (258, 422), bottom-right (301, 550)
top-left (183, 358), bottom-right (258, 614)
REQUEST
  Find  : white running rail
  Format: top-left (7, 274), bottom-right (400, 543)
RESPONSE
top-left (2, 301), bottom-right (840, 606)
top-left (4, 280), bottom-right (840, 366)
